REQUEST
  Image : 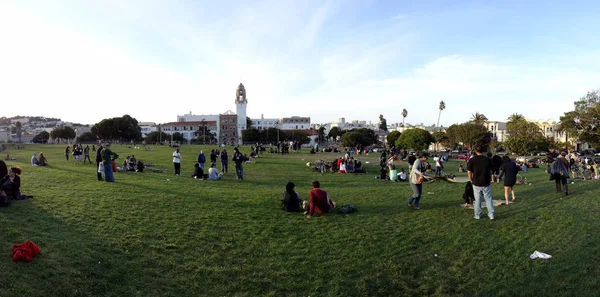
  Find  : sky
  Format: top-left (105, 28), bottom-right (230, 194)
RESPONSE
top-left (1, 0), bottom-right (599, 127)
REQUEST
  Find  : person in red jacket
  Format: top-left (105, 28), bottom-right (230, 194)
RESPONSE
top-left (306, 180), bottom-right (336, 218)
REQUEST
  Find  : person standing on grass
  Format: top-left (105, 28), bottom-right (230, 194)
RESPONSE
top-left (467, 146), bottom-right (495, 220)
top-left (172, 148), bottom-right (182, 176)
top-left (95, 145), bottom-right (104, 181)
top-left (306, 180), bottom-right (336, 218)
top-left (101, 143), bottom-right (119, 183)
top-left (408, 152), bottom-right (427, 210)
top-left (497, 155), bottom-right (519, 205)
top-left (197, 150), bottom-right (206, 171)
top-left (84, 145), bottom-right (92, 164)
top-left (220, 148), bottom-right (228, 174)
top-left (551, 152), bottom-right (570, 196)
top-left (65, 146), bottom-right (70, 161)
top-left (407, 153), bottom-right (416, 171)
top-left (232, 147), bottom-right (244, 180)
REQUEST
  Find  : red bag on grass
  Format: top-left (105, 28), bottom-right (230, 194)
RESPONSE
top-left (12, 240), bottom-right (41, 262)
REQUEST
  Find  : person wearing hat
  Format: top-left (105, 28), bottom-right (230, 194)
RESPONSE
top-left (551, 152), bottom-right (570, 195)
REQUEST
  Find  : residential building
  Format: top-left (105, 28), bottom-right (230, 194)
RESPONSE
top-left (485, 121), bottom-right (508, 142)
top-left (161, 121), bottom-right (217, 144)
top-left (281, 116), bottom-right (311, 130)
top-left (138, 122), bottom-right (158, 138)
top-left (219, 111), bottom-right (238, 145)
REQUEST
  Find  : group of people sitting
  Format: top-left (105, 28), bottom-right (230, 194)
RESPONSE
top-left (121, 155), bottom-right (144, 172)
top-left (192, 162), bottom-right (221, 180)
top-left (31, 152), bottom-right (49, 166)
top-left (333, 155), bottom-right (365, 173)
top-left (281, 180), bottom-right (337, 218)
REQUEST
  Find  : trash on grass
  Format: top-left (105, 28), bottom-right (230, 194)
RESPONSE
top-left (530, 251), bottom-right (552, 260)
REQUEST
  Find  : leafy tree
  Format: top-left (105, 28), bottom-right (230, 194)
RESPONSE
top-left (503, 117), bottom-right (548, 155)
top-left (507, 113), bottom-right (524, 122)
top-left (470, 112), bottom-right (488, 125)
top-left (401, 109), bottom-right (408, 127)
top-left (32, 131), bottom-right (50, 144)
top-left (432, 131), bottom-right (448, 150)
top-left (378, 114), bottom-right (388, 131)
top-left (395, 128), bottom-right (434, 151)
top-left (342, 132), bottom-right (369, 147)
top-left (63, 126), bottom-right (76, 140)
top-left (145, 131), bottom-right (170, 143)
top-left (445, 123), bottom-right (491, 150)
top-left (76, 132), bottom-right (97, 143)
top-left (386, 131), bottom-right (401, 147)
top-left (318, 126), bottom-right (326, 143)
top-left (91, 115), bottom-right (141, 142)
top-left (15, 121), bottom-right (22, 143)
top-left (328, 127), bottom-right (342, 141)
top-left (557, 90), bottom-right (600, 149)
top-left (171, 132), bottom-right (186, 143)
top-left (241, 128), bottom-right (262, 143)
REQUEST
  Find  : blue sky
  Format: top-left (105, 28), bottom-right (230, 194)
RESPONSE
top-left (1, 0), bottom-right (599, 126)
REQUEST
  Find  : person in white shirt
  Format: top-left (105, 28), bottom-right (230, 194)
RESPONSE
top-left (399, 168), bottom-right (407, 181)
top-left (434, 155), bottom-right (443, 177)
top-left (207, 163), bottom-right (221, 180)
top-left (172, 148), bottom-right (181, 176)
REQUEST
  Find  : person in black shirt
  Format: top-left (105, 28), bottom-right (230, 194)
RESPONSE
top-left (407, 153), bottom-right (417, 171)
top-left (467, 146), bottom-right (495, 220)
top-left (497, 155), bottom-right (519, 205)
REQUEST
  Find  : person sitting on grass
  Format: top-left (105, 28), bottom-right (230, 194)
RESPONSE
top-left (192, 163), bottom-right (208, 180)
top-left (136, 160), bottom-right (144, 173)
top-left (31, 152), bottom-right (39, 166)
top-left (207, 163), bottom-right (221, 180)
top-left (306, 180), bottom-right (336, 218)
top-left (282, 181), bottom-right (302, 212)
top-left (0, 160), bottom-right (7, 179)
top-left (38, 153), bottom-right (48, 166)
top-left (389, 165), bottom-right (398, 182)
top-left (458, 163), bottom-right (465, 172)
top-left (399, 168), bottom-right (407, 181)
top-left (1, 166), bottom-right (22, 201)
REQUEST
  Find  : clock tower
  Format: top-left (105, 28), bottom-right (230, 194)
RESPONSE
top-left (235, 83), bottom-right (248, 145)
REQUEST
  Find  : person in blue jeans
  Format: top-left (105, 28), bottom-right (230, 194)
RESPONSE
top-left (101, 143), bottom-right (119, 183)
top-left (467, 145), bottom-right (495, 220)
top-left (408, 153), bottom-right (428, 209)
top-left (220, 149), bottom-right (228, 174)
top-left (197, 150), bottom-right (206, 171)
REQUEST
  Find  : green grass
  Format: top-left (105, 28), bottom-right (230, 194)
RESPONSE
top-left (1, 144), bottom-right (598, 297)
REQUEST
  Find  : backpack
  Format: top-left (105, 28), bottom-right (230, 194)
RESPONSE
top-left (339, 204), bottom-right (357, 214)
top-left (0, 195), bottom-right (11, 207)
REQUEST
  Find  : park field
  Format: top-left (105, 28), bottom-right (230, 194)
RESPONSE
top-left (1, 144), bottom-right (598, 297)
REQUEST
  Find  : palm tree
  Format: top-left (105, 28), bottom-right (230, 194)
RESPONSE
top-left (435, 101), bottom-right (446, 151)
top-left (470, 112), bottom-right (488, 125)
top-left (507, 113), bottom-right (524, 123)
top-left (402, 109), bottom-right (408, 127)
top-left (436, 101), bottom-right (446, 129)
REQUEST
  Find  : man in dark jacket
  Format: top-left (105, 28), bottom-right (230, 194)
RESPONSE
top-left (232, 147), bottom-right (244, 180)
top-left (220, 149), bottom-right (228, 174)
top-left (101, 144), bottom-right (119, 182)
top-left (197, 150), bottom-right (206, 171)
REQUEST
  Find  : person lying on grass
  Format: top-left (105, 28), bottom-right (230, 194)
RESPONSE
top-left (306, 180), bottom-right (336, 219)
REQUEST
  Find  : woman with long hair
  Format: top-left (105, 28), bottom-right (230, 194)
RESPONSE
top-left (1, 166), bottom-right (23, 200)
top-left (497, 155), bottom-right (519, 205)
top-left (281, 181), bottom-right (302, 212)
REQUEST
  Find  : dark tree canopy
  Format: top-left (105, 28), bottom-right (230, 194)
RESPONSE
top-left (50, 126), bottom-right (76, 143)
top-left (445, 123), bottom-right (491, 150)
top-left (341, 128), bottom-right (377, 147)
top-left (386, 131), bottom-right (401, 147)
top-left (395, 128), bottom-right (435, 151)
top-left (76, 132), bottom-right (98, 143)
top-left (91, 115), bottom-right (142, 142)
top-left (145, 131), bottom-right (170, 143)
top-left (32, 131), bottom-right (50, 144)
top-left (379, 114), bottom-right (388, 131)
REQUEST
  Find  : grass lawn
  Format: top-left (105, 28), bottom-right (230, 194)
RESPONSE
top-left (1, 144), bottom-right (598, 297)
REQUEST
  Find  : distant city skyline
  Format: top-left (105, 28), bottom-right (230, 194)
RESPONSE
top-left (1, 1), bottom-right (599, 126)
